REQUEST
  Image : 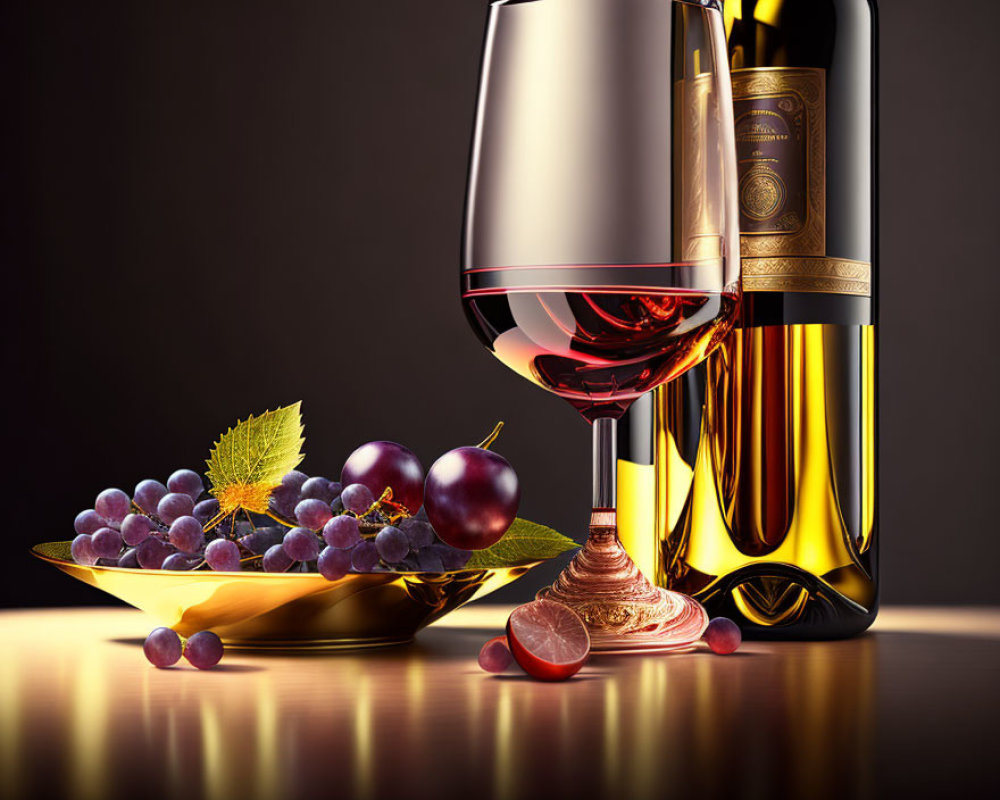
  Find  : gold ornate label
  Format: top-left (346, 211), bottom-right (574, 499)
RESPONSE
top-left (733, 67), bottom-right (825, 257)
top-left (732, 68), bottom-right (869, 297)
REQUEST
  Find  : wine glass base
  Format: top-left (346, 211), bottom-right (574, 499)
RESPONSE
top-left (537, 513), bottom-right (707, 654)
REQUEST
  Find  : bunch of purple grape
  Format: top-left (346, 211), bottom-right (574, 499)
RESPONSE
top-left (254, 464), bottom-right (475, 578)
top-left (70, 469), bottom-right (234, 571)
top-left (69, 433), bottom-right (520, 579)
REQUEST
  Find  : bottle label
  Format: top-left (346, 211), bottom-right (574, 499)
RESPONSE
top-left (732, 67), bottom-right (870, 297)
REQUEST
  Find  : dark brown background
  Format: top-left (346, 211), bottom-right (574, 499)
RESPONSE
top-left (1, 0), bottom-right (997, 609)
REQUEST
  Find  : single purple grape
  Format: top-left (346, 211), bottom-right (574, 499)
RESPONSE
top-left (143, 627), bottom-right (182, 667)
top-left (167, 469), bottom-right (205, 502)
top-left (193, 498), bottom-right (221, 525)
top-left (237, 526), bottom-right (286, 556)
top-left (294, 498), bottom-right (333, 531)
top-left (121, 513), bottom-right (155, 546)
top-left (423, 447), bottom-right (519, 550)
top-left (282, 470), bottom-right (309, 491)
top-left (399, 518), bottom-right (435, 550)
top-left (328, 481), bottom-right (342, 497)
top-left (91, 527), bottom-right (123, 559)
top-left (184, 631), bottom-right (224, 669)
top-left (283, 527), bottom-right (321, 562)
top-left (351, 540), bottom-right (379, 572)
top-left (136, 536), bottom-right (174, 569)
top-left (71, 534), bottom-right (97, 566)
top-left (204, 538), bottom-right (241, 572)
top-left (133, 479), bottom-right (168, 514)
top-left (95, 488), bottom-right (131, 523)
top-left (262, 544), bottom-right (294, 573)
top-left (322, 515), bottom-right (361, 549)
top-left (329, 495), bottom-right (345, 515)
top-left (119, 547), bottom-right (139, 568)
top-left (432, 544), bottom-right (473, 571)
top-left (169, 516), bottom-right (205, 554)
top-left (375, 526), bottom-right (409, 563)
top-left (340, 483), bottom-right (375, 515)
top-left (317, 546), bottom-right (352, 581)
top-left (162, 552), bottom-right (201, 571)
top-left (74, 509), bottom-right (105, 536)
top-left (413, 549), bottom-right (444, 572)
top-left (269, 484), bottom-right (300, 519)
top-left (341, 441), bottom-right (425, 514)
top-left (157, 492), bottom-right (195, 525)
top-left (703, 617), bottom-right (742, 655)
top-left (300, 476), bottom-right (335, 503)
top-left (478, 636), bottom-right (514, 673)
top-left (261, 525), bottom-right (288, 541)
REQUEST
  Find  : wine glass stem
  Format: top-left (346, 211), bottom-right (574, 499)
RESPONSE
top-left (592, 416), bottom-right (617, 513)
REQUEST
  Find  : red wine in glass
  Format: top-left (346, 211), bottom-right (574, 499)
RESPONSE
top-left (463, 264), bottom-right (737, 421)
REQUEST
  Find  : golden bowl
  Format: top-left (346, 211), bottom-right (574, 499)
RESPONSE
top-left (32, 541), bottom-right (539, 650)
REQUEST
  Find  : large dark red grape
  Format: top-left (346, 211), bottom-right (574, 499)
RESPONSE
top-left (341, 441), bottom-right (425, 513)
top-left (423, 446), bottom-right (519, 550)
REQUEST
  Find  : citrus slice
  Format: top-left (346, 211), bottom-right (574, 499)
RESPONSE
top-left (506, 599), bottom-right (590, 681)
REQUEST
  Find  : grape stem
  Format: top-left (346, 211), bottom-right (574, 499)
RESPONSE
top-left (202, 510), bottom-right (230, 533)
top-left (477, 421), bottom-right (504, 450)
top-left (361, 487), bottom-right (410, 522)
top-left (265, 510), bottom-right (296, 528)
top-left (132, 504), bottom-right (169, 532)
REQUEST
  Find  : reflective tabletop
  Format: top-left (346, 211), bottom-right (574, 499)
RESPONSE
top-left (1, 606), bottom-right (997, 800)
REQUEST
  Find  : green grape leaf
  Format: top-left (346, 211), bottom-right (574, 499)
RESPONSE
top-left (205, 402), bottom-right (305, 514)
top-left (465, 518), bottom-right (578, 568)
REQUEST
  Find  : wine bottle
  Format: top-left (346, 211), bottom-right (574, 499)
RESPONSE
top-left (618, 0), bottom-right (877, 638)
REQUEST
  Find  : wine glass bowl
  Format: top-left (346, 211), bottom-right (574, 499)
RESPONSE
top-left (463, 0), bottom-right (739, 423)
top-left (462, 0), bottom-right (739, 652)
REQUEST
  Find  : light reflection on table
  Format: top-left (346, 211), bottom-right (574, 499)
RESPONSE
top-left (1, 606), bottom-right (998, 800)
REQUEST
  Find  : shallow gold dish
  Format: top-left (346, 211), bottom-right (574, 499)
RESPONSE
top-left (33, 541), bottom-right (538, 650)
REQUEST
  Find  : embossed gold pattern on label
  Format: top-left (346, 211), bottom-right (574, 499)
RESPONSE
top-left (732, 68), bottom-right (870, 297)
top-left (743, 257), bottom-right (871, 297)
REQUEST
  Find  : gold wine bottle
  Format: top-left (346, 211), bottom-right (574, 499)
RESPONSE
top-left (618, 0), bottom-right (877, 638)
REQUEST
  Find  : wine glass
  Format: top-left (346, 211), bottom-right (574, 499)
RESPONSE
top-left (462, 0), bottom-right (739, 652)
